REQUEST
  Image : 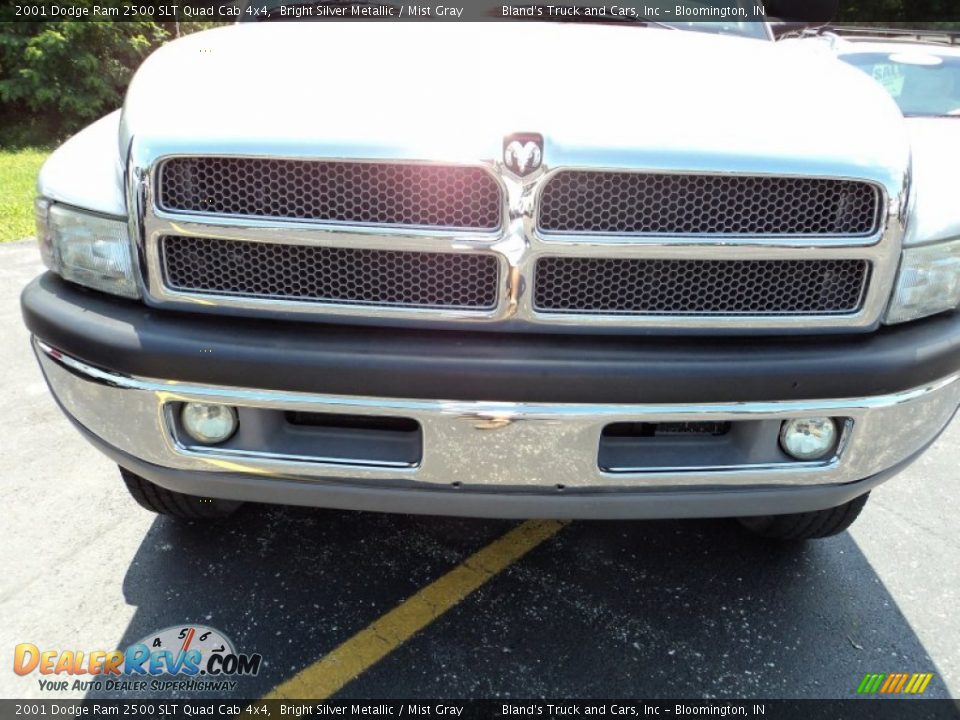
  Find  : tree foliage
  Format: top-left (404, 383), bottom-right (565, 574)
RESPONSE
top-left (1, 0), bottom-right (959, 147)
top-left (836, 0), bottom-right (960, 25)
top-left (0, 15), bottom-right (222, 146)
top-left (0, 21), bottom-right (165, 140)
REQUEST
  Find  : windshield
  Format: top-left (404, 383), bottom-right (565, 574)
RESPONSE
top-left (839, 50), bottom-right (960, 117)
top-left (655, 1), bottom-right (770, 39)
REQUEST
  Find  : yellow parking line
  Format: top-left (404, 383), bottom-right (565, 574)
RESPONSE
top-left (264, 519), bottom-right (570, 700)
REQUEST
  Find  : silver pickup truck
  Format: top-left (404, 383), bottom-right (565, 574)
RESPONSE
top-left (21, 8), bottom-right (960, 541)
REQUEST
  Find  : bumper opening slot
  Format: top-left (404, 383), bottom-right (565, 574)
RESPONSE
top-left (285, 411), bottom-right (420, 434)
top-left (603, 421), bottom-right (732, 439)
top-left (171, 404), bottom-right (423, 468)
top-left (599, 419), bottom-right (838, 473)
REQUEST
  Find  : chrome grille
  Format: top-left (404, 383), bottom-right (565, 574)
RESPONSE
top-left (136, 141), bottom-right (897, 332)
top-left (538, 172), bottom-right (881, 236)
top-left (158, 157), bottom-right (502, 230)
top-left (534, 257), bottom-right (869, 315)
top-left (160, 236), bottom-right (500, 310)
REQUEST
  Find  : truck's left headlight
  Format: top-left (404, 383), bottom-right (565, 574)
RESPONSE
top-left (885, 239), bottom-right (960, 324)
top-left (35, 199), bottom-right (140, 299)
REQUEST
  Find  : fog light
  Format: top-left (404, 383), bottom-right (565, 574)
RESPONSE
top-left (181, 403), bottom-right (238, 445)
top-left (779, 418), bottom-right (839, 461)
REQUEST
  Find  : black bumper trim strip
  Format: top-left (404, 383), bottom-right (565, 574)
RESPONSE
top-left (21, 272), bottom-right (960, 404)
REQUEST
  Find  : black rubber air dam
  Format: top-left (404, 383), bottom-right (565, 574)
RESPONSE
top-left (21, 273), bottom-right (960, 404)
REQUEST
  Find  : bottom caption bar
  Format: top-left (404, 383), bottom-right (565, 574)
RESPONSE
top-left (0, 701), bottom-right (958, 720)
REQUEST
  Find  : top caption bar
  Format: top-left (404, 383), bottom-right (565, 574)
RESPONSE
top-left (3, 0), bottom-right (960, 22)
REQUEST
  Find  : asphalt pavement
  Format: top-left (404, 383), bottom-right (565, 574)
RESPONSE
top-left (1, 239), bottom-right (958, 701)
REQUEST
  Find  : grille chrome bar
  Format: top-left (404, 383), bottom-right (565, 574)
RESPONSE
top-left (533, 257), bottom-right (869, 315)
top-left (538, 171), bottom-right (881, 237)
top-left (161, 235), bottom-right (500, 311)
top-left (158, 157), bottom-right (503, 231)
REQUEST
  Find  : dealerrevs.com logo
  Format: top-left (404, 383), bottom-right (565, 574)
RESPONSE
top-left (14, 625), bottom-right (262, 693)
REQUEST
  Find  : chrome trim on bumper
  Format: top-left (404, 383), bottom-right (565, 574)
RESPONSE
top-left (36, 341), bottom-right (959, 492)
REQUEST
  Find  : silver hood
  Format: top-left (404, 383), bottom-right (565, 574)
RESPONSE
top-left (121, 22), bottom-right (909, 187)
top-left (904, 118), bottom-right (960, 247)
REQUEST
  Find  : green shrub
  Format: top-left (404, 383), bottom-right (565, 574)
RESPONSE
top-left (0, 18), bottom-right (167, 144)
top-left (0, 16), bottom-right (224, 147)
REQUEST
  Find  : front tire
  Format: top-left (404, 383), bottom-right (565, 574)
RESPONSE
top-left (738, 493), bottom-right (870, 541)
top-left (120, 467), bottom-right (242, 520)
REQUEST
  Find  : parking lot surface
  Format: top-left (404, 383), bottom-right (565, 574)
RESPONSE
top-left (2, 240), bottom-right (958, 700)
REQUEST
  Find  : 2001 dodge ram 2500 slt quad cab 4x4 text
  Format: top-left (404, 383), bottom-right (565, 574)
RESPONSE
top-left (21, 11), bottom-right (960, 540)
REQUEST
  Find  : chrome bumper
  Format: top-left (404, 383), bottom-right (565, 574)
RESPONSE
top-left (35, 339), bottom-right (960, 496)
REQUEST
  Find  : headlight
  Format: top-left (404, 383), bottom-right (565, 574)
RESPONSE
top-left (35, 199), bottom-right (140, 299)
top-left (885, 239), bottom-right (960, 324)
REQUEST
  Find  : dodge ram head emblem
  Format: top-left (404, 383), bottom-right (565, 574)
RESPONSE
top-left (503, 133), bottom-right (543, 177)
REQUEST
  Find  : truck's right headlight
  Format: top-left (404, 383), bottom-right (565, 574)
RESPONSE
top-left (885, 238), bottom-right (960, 324)
top-left (35, 199), bottom-right (140, 299)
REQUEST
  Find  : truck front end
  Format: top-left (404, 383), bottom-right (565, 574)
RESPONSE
top-left (21, 22), bottom-right (960, 539)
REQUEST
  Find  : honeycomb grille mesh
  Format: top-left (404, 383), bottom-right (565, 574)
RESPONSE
top-left (539, 172), bottom-right (880, 236)
top-left (160, 236), bottom-right (499, 310)
top-left (158, 157), bottom-right (502, 230)
top-left (534, 257), bottom-right (869, 315)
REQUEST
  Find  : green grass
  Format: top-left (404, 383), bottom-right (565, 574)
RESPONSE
top-left (0, 148), bottom-right (48, 243)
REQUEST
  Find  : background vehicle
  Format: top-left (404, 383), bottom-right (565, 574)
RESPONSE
top-left (20, 9), bottom-right (960, 541)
